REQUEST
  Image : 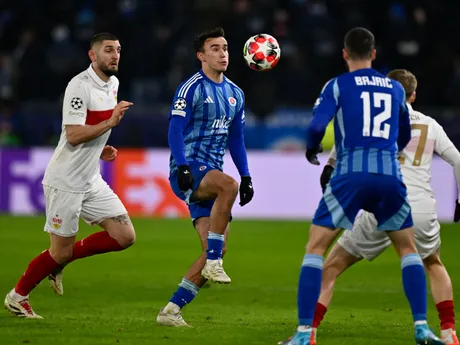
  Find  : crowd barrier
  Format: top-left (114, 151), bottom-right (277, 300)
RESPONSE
top-left (0, 148), bottom-right (456, 221)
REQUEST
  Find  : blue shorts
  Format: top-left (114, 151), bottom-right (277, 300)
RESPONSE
top-left (170, 162), bottom-right (232, 223)
top-left (313, 172), bottom-right (413, 231)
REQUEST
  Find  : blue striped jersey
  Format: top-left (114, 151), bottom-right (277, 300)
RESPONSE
top-left (168, 69), bottom-right (245, 172)
top-left (313, 68), bottom-right (410, 177)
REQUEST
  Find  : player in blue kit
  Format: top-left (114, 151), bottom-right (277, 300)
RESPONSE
top-left (281, 28), bottom-right (444, 345)
top-left (157, 27), bottom-right (254, 327)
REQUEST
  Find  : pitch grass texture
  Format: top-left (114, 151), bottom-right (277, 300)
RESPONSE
top-left (0, 216), bottom-right (458, 344)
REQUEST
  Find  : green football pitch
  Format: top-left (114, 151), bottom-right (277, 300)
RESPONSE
top-left (0, 216), bottom-right (459, 345)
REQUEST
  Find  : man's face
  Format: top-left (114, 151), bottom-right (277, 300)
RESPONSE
top-left (200, 37), bottom-right (229, 72)
top-left (94, 40), bottom-right (121, 76)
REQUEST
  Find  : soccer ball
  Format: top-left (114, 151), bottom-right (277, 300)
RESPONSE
top-left (243, 34), bottom-right (281, 71)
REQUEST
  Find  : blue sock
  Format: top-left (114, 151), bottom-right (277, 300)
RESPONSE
top-left (298, 254), bottom-right (324, 326)
top-left (401, 254), bottom-right (427, 322)
top-left (206, 232), bottom-right (224, 260)
top-left (170, 278), bottom-right (200, 309)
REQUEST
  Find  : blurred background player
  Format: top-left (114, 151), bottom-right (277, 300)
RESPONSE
top-left (308, 69), bottom-right (460, 345)
top-left (157, 27), bottom-right (254, 327)
top-left (282, 28), bottom-right (444, 345)
top-left (4, 33), bottom-right (135, 319)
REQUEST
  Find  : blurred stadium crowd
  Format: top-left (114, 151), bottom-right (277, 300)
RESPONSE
top-left (1, 0), bottom-right (460, 148)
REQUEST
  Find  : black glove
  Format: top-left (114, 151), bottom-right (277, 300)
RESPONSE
top-left (454, 199), bottom-right (460, 222)
top-left (177, 165), bottom-right (194, 191)
top-left (306, 143), bottom-right (323, 165)
top-left (239, 176), bottom-right (254, 206)
top-left (320, 165), bottom-right (335, 192)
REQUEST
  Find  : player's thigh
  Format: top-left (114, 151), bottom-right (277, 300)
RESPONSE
top-left (386, 227), bottom-right (417, 258)
top-left (43, 185), bottom-right (83, 238)
top-left (192, 169), bottom-right (238, 202)
top-left (81, 180), bottom-right (135, 247)
top-left (312, 174), bottom-right (366, 230)
top-left (413, 213), bottom-right (441, 260)
top-left (306, 224), bottom-right (341, 256)
top-left (323, 240), bottom-right (362, 277)
top-left (338, 211), bottom-right (391, 261)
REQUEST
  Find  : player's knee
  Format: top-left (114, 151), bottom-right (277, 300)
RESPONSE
top-left (423, 253), bottom-right (442, 269)
top-left (117, 226), bottom-right (136, 249)
top-left (218, 176), bottom-right (238, 197)
top-left (50, 246), bottom-right (74, 265)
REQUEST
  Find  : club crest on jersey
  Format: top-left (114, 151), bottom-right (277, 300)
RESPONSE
top-left (113, 89), bottom-right (117, 100)
top-left (174, 98), bottom-right (187, 110)
top-left (228, 96), bottom-right (237, 107)
top-left (199, 166), bottom-right (207, 171)
top-left (52, 215), bottom-right (62, 229)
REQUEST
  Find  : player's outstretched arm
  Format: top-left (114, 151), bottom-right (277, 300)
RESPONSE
top-left (168, 81), bottom-right (201, 191)
top-left (397, 100), bottom-right (411, 151)
top-left (433, 122), bottom-right (460, 221)
top-left (66, 101), bottom-right (132, 146)
top-left (228, 107), bottom-right (253, 206)
top-left (306, 79), bottom-right (338, 165)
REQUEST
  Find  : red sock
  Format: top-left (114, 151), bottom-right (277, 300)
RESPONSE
top-left (15, 250), bottom-right (60, 296)
top-left (312, 302), bottom-right (328, 328)
top-left (68, 231), bottom-right (123, 263)
top-left (436, 300), bottom-right (456, 330)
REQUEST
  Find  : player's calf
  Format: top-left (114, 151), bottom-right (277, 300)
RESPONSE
top-left (423, 253), bottom-right (456, 337)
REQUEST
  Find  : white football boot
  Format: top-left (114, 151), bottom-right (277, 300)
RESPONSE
top-left (4, 292), bottom-right (43, 319)
top-left (157, 303), bottom-right (190, 327)
top-left (49, 271), bottom-right (64, 296)
top-left (201, 258), bottom-right (231, 284)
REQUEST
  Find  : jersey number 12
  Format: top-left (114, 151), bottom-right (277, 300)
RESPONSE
top-left (361, 91), bottom-right (392, 139)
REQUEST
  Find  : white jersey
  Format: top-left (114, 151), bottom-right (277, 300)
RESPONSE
top-left (398, 104), bottom-right (456, 212)
top-left (42, 64), bottom-right (119, 192)
top-left (329, 103), bottom-right (460, 214)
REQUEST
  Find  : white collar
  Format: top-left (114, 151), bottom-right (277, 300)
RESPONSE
top-left (87, 64), bottom-right (111, 88)
top-left (406, 102), bottom-right (413, 112)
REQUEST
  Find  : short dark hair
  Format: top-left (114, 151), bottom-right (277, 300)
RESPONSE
top-left (90, 33), bottom-right (119, 49)
top-left (193, 27), bottom-right (225, 53)
top-left (387, 69), bottom-right (418, 99)
top-left (344, 27), bottom-right (375, 60)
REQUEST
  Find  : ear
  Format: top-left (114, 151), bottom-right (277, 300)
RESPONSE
top-left (196, 51), bottom-right (205, 63)
top-left (370, 49), bottom-right (376, 61)
top-left (88, 49), bottom-right (96, 63)
top-left (410, 91), bottom-right (416, 103)
top-left (342, 48), bottom-right (348, 61)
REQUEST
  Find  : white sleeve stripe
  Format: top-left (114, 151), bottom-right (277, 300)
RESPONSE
top-left (180, 76), bottom-right (202, 98)
top-left (178, 73), bottom-right (200, 97)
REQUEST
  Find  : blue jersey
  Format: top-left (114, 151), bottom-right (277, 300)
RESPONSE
top-left (307, 68), bottom-right (411, 177)
top-left (168, 69), bottom-right (249, 177)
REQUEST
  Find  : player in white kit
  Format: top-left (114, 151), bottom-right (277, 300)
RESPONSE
top-left (4, 33), bottom-right (135, 319)
top-left (304, 69), bottom-right (460, 345)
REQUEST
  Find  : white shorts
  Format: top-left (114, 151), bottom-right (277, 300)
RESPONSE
top-left (43, 177), bottom-right (127, 237)
top-left (338, 211), bottom-right (441, 261)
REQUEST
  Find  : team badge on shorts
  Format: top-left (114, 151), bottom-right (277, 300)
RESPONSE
top-left (199, 165), bottom-right (207, 171)
top-left (228, 96), bottom-right (237, 106)
top-left (52, 215), bottom-right (63, 229)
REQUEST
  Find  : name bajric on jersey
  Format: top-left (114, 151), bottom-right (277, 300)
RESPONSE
top-left (354, 76), bottom-right (393, 88)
